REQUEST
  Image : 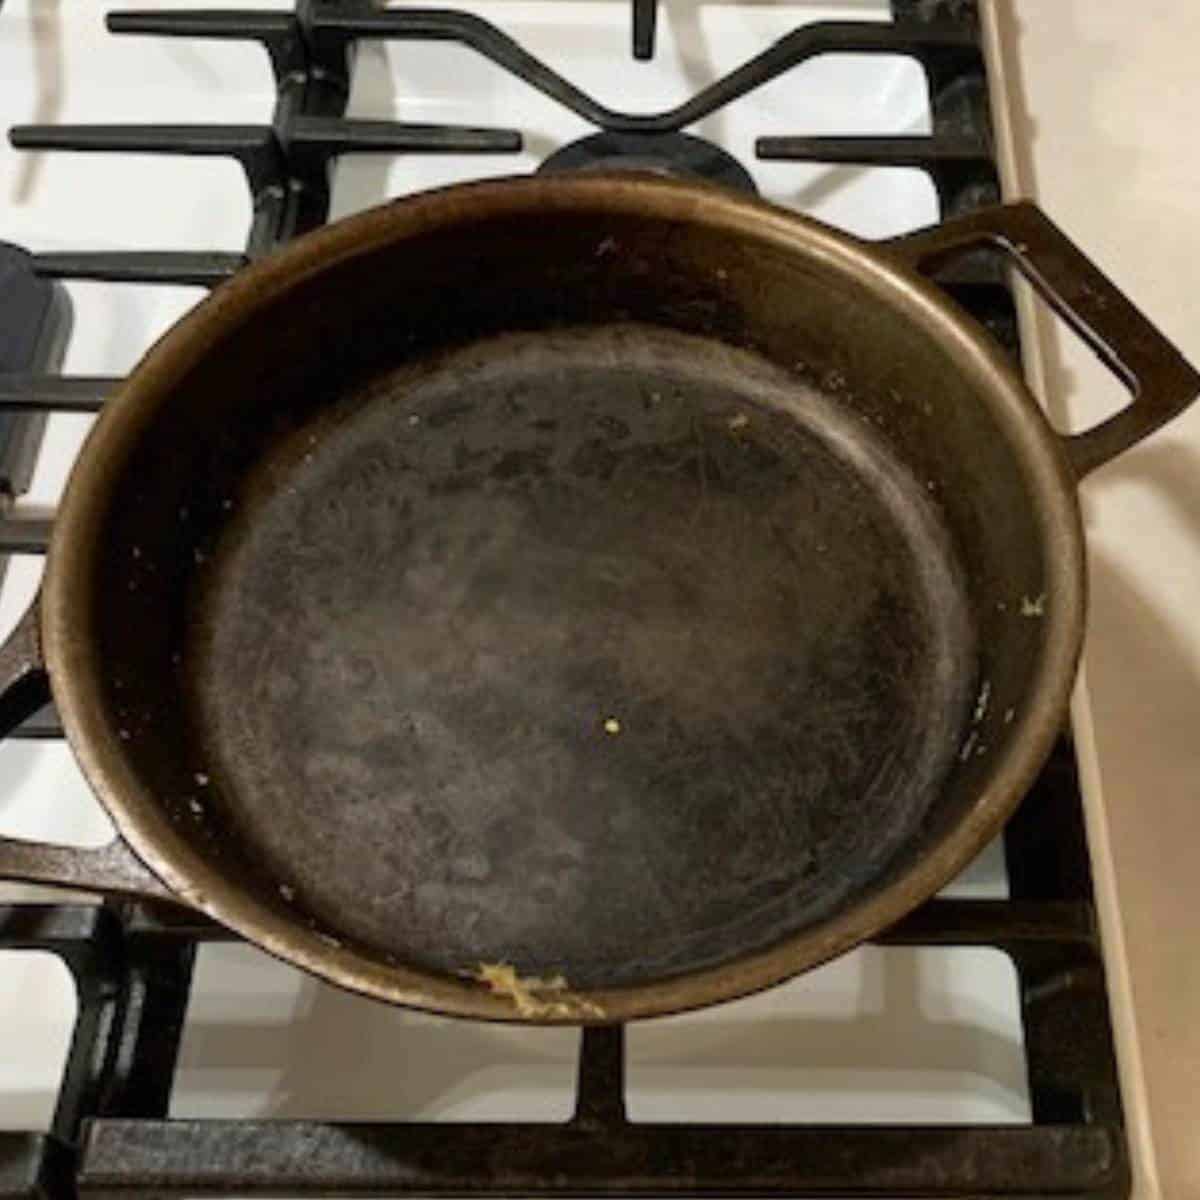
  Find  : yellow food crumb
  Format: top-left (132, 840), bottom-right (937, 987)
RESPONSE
top-left (1020, 593), bottom-right (1047, 618)
top-left (603, 717), bottom-right (621, 735)
top-left (476, 962), bottom-right (604, 1020)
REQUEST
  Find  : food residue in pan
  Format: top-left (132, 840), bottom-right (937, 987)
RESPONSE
top-left (1020, 593), bottom-right (1047, 618)
top-left (973, 680), bottom-right (991, 724)
top-left (959, 731), bottom-right (979, 763)
top-left (476, 962), bottom-right (604, 1020)
top-left (603, 717), bottom-right (621, 736)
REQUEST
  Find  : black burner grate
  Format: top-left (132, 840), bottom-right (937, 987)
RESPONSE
top-left (0, 1), bottom-right (1128, 1196)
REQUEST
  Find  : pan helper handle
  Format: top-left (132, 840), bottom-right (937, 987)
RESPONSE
top-left (888, 201), bottom-right (1200, 479)
top-left (0, 598), bottom-right (178, 901)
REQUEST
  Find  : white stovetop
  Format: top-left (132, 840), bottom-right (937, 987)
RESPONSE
top-left (0, 0), bottom-right (1193, 1191)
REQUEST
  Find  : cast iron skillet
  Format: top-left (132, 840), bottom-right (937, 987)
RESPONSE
top-left (0, 176), bottom-right (1196, 1022)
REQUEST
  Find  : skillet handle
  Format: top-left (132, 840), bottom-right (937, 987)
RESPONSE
top-left (887, 201), bottom-right (1200, 479)
top-left (0, 600), bottom-right (178, 902)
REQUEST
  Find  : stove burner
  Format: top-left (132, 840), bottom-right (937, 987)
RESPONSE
top-left (0, 244), bottom-right (63, 499)
top-left (539, 131), bottom-right (758, 194)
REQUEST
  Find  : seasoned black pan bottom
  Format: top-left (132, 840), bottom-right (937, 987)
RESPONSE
top-left (190, 325), bottom-right (976, 989)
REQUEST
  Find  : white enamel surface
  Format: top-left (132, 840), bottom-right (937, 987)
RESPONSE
top-left (0, 0), bottom-right (1032, 1134)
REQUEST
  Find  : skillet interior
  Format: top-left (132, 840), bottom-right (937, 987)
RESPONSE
top-left (185, 323), bottom-right (975, 986)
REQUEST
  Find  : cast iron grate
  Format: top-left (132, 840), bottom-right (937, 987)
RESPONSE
top-left (0, 1), bottom-right (1128, 1196)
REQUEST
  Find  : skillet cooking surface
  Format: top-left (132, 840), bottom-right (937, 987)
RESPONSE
top-left (188, 325), bottom-right (975, 988)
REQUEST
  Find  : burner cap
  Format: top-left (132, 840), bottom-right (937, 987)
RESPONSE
top-left (539, 132), bottom-right (757, 195)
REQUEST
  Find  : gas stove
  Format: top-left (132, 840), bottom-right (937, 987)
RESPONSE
top-left (0, 1), bottom-right (1129, 1196)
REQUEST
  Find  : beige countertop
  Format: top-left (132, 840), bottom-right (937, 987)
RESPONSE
top-left (988, 4), bottom-right (1200, 1197)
